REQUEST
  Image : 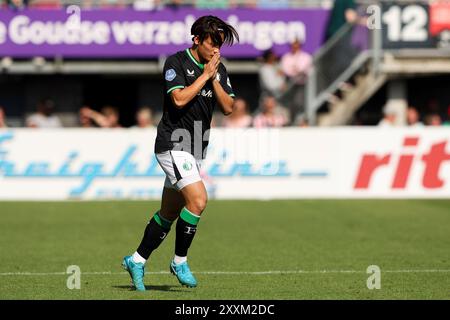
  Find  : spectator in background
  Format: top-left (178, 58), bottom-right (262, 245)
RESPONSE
top-left (252, 95), bottom-right (288, 128)
top-left (257, 0), bottom-right (289, 9)
top-left (80, 105), bottom-right (122, 128)
top-left (101, 105), bottom-right (122, 128)
top-left (280, 39), bottom-right (312, 123)
top-left (78, 105), bottom-right (95, 128)
top-left (240, 0), bottom-right (257, 8)
top-left (407, 107), bottom-right (424, 127)
top-left (132, 106), bottom-right (154, 128)
top-left (377, 105), bottom-right (397, 127)
top-left (26, 99), bottom-right (63, 128)
top-left (425, 113), bottom-right (442, 126)
top-left (7, 0), bottom-right (28, 10)
top-left (324, 0), bottom-right (358, 41)
top-left (166, 0), bottom-right (192, 9)
top-left (222, 97), bottom-right (252, 128)
top-left (99, 0), bottom-right (126, 9)
top-left (0, 106), bottom-right (8, 128)
top-left (294, 113), bottom-right (309, 127)
top-left (29, 0), bottom-right (61, 9)
top-left (322, 0), bottom-right (363, 98)
top-left (133, 0), bottom-right (164, 11)
top-left (259, 49), bottom-right (287, 99)
top-left (281, 39), bottom-right (312, 81)
top-left (196, 0), bottom-right (230, 9)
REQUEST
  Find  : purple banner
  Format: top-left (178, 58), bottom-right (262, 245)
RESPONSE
top-left (0, 8), bottom-right (329, 58)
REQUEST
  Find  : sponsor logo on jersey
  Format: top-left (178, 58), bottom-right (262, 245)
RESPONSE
top-left (165, 69), bottom-right (176, 81)
top-left (197, 89), bottom-right (213, 98)
top-left (187, 69), bottom-right (195, 77)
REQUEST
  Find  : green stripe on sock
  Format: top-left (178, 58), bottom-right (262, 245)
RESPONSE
top-left (153, 211), bottom-right (173, 230)
top-left (180, 207), bottom-right (200, 226)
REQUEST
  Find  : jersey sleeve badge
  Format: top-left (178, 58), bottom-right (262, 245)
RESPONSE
top-left (165, 69), bottom-right (176, 81)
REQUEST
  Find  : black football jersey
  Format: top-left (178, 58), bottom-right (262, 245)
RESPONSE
top-left (155, 49), bottom-right (235, 159)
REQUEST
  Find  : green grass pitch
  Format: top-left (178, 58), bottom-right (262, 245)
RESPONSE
top-left (0, 200), bottom-right (449, 300)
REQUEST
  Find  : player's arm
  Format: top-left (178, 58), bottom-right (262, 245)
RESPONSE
top-left (212, 59), bottom-right (235, 116)
top-left (170, 74), bottom-right (209, 109)
top-left (170, 54), bottom-right (220, 109)
top-left (212, 78), bottom-right (233, 116)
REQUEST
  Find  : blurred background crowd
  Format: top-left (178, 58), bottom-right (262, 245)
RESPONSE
top-left (1, 0), bottom-right (331, 10)
top-left (0, 0), bottom-right (449, 129)
top-left (2, 95), bottom-right (448, 129)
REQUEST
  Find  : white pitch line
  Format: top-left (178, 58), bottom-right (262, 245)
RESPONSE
top-left (384, 269), bottom-right (450, 273)
top-left (1, 269), bottom-right (450, 276)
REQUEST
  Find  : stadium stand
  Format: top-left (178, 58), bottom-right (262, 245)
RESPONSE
top-left (0, 0), bottom-right (449, 127)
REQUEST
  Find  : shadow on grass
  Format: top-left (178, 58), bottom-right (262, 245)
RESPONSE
top-left (113, 285), bottom-right (186, 292)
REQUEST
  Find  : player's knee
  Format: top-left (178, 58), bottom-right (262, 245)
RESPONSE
top-left (188, 196), bottom-right (208, 214)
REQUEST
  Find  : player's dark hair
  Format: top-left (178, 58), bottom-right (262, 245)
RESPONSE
top-left (191, 15), bottom-right (239, 47)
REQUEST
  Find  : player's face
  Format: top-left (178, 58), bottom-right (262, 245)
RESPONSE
top-left (196, 34), bottom-right (223, 62)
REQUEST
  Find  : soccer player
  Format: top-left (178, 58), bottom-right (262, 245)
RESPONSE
top-left (122, 16), bottom-right (239, 291)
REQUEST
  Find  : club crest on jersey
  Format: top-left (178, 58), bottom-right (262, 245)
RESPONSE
top-left (187, 69), bottom-right (195, 77)
top-left (183, 160), bottom-right (193, 171)
top-left (165, 69), bottom-right (176, 81)
top-left (215, 73), bottom-right (221, 82)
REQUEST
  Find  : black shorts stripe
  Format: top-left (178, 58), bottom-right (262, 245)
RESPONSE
top-left (169, 151), bottom-right (182, 183)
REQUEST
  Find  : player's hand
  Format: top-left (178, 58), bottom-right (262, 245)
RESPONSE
top-left (204, 52), bottom-right (220, 80)
top-left (212, 49), bottom-right (221, 80)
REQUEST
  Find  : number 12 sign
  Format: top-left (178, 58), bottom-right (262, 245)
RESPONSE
top-left (381, 2), bottom-right (437, 49)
